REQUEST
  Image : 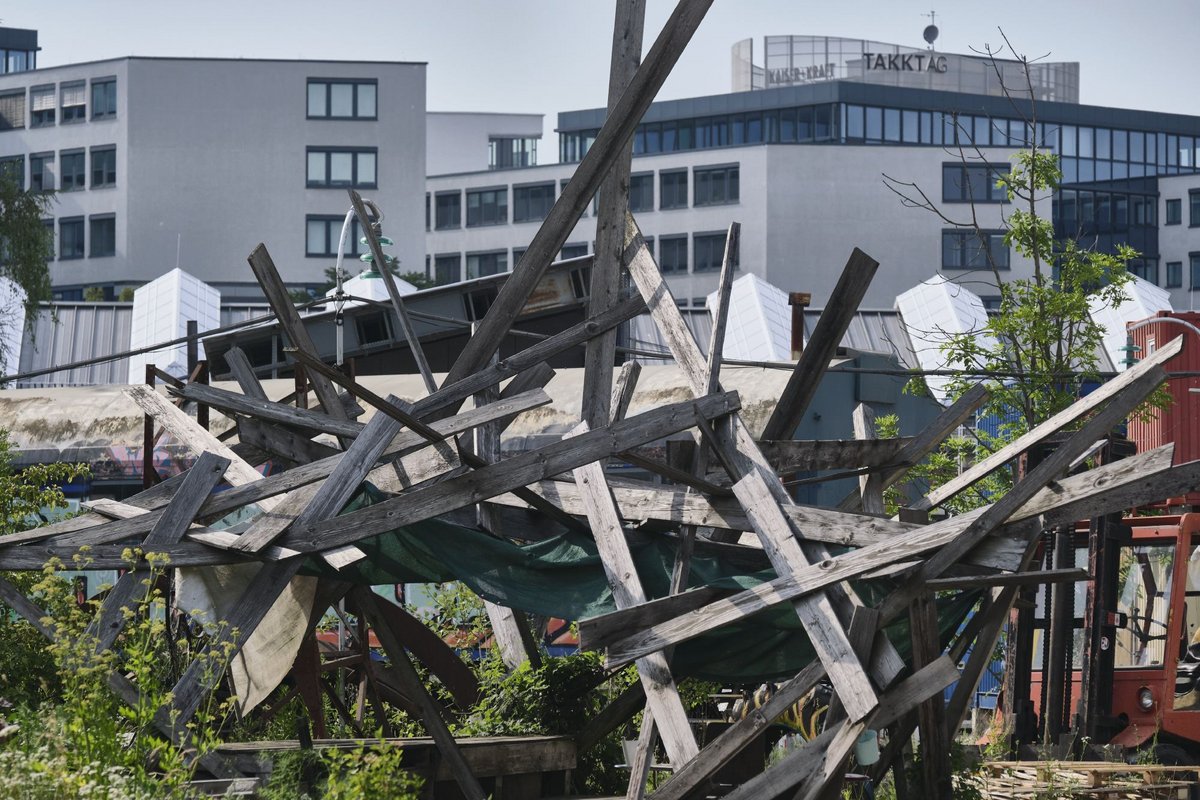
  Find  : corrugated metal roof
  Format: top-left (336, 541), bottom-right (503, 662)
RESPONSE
top-left (16, 303), bottom-right (133, 387)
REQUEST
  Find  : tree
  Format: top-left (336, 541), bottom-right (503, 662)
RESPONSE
top-left (0, 172), bottom-right (55, 321)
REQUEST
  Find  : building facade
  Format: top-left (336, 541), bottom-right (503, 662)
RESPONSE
top-left (426, 36), bottom-right (1200, 309)
top-left (0, 54), bottom-right (426, 301)
top-left (1158, 173), bottom-right (1200, 309)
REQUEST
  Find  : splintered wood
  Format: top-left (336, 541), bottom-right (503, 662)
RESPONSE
top-left (0, 4), bottom-right (1196, 795)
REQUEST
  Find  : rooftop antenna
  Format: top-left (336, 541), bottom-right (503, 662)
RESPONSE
top-left (922, 10), bottom-right (939, 50)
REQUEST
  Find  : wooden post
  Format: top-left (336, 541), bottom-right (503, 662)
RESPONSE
top-left (143, 363), bottom-right (157, 488)
top-left (852, 403), bottom-right (885, 515)
top-left (583, 0), bottom-right (646, 429)
top-left (761, 250), bottom-right (879, 441)
top-left (442, 0), bottom-right (714, 389)
top-left (910, 592), bottom-right (951, 800)
top-left (789, 292), bottom-right (811, 359)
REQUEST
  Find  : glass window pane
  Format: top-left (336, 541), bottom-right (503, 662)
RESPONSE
top-left (307, 220), bottom-right (326, 254)
top-left (357, 83), bottom-right (376, 117)
top-left (307, 83), bottom-right (326, 117)
top-left (329, 152), bottom-right (352, 183)
top-left (357, 151), bottom-right (376, 184)
top-left (307, 151), bottom-right (324, 183)
top-left (330, 83), bottom-right (353, 117)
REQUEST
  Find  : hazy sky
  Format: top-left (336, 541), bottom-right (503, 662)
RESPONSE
top-left (6, 1), bottom-right (1196, 157)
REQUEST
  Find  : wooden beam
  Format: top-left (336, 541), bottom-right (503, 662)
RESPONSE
top-left (174, 382), bottom-right (364, 439)
top-left (348, 189), bottom-right (437, 395)
top-left (591, 442), bottom-right (1183, 665)
top-left (583, 0), bottom-right (647, 429)
top-left (279, 392), bottom-right (742, 553)
top-left (353, 587), bottom-right (485, 800)
top-left (442, 0), bottom-right (714, 389)
top-left (90, 452), bottom-right (229, 651)
top-left (223, 345), bottom-right (270, 402)
top-left (237, 417), bottom-right (341, 465)
top-left (761, 249), bottom-right (879, 440)
top-left (915, 336), bottom-right (1183, 511)
top-left (570, 435), bottom-right (699, 765)
top-left (609, 361), bottom-right (643, 426)
top-left (910, 592), bottom-right (951, 800)
top-left (926, 567), bottom-right (1088, 590)
top-left (247, 243), bottom-right (353, 426)
top-left (704, 222), bottom-right (740, 394)
top-left (852, 403), bottom-right (885, 515)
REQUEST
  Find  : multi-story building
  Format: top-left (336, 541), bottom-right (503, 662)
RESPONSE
top-left (425, 35), bottom-right (1200, 309)
top-left (1158, 173), bottom-right (1200, 309)
top-left (0, 49), bottom-right (426, 301)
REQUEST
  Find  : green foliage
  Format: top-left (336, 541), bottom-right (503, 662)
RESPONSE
top-left (82, 286), bottom-right (106, 302)
top-left (0, 173), bottom-right (54, 328)
top-left (399, 271), bottom-right (434, 290)
top-left (259, 741), bottom-right (423, 800)
top-left (0, 551), bottom-right (237, 799)
top-left (118, 287), bottom-right (135, 302)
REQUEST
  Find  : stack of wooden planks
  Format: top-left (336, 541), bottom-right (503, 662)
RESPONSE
top-left (0, 2), bottom-right (1197, 797)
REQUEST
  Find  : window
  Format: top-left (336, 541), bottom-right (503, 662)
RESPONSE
top-left (355, 312), bottom-right (391, 346)
top-left (89, 215), bottom-right (115, 257)
top-left (306, 215), bottom-right (364, 258)
top-left (90, 79), bottom-right (115, 119)
top-left (489, 136), bottom-right (537, 169)
top-left (1191, 191), bottom-right (1200, 227)
top-left (942, 229), bottom-right (1010, 270)
top-left (660, 170), bottom-right (688, 209)
top-left (694, 232), bottom-right (730, 272)
top-left (433, 254), bottom-right (461, 285)
top-left (307, 79), bottom-right (376, 120)
top-left (694, 165), bottom-right (739, 206)
top-left (466, 187), bottom-right (507, 227)
top-left (1167, 261), bottom-right (1182, 288)
top-left (60, 217), bottom-right (84, 260)
top-left (61, 150), bottom-right (85, 191)
top-left (306, 147), bottom-right (377, 188)
top-left (1129, 260), bottom-right (1158, 286)
top-left (41, 219), bottom-right (54, 260)
top-left (561, 243), bottom-right (588, 260)
top-left (0, 90), bottom-right (25, 131)
top-left (1192, 254), bottom-right (1200, 290)
top-left (660, 235), bottom-right (688, 273)
top-left (62, 81), bottom-right (86, 123)
top-left (513, 182), bottom-right (554, 223)
top-left (1166, 199), bottom-right (1182, 225)
top-left (0, 155), bottom-right (22, 185)
top-left (30, 152), bottom-right (53, 192)
top-left (629, 172), bottom-right (654, 212)
top-left (425, 193), bottom-right (430, 231)
top-left (91, 146), bottom-right (116, 188)
top-left (466, 250), bottom-right (507, 279)
top-left (435, 191), bottom-right (461, 229)
top-left (942, 163), bottom-right (1008, 203)
top-left (30, 85), bottom-right (54, 126)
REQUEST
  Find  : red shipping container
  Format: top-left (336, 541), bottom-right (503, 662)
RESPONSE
top-left (1126, 311), bottom-right (1200, 505)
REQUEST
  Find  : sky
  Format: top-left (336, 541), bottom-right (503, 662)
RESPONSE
top-left (5, 1), bottom-right (1197, 158)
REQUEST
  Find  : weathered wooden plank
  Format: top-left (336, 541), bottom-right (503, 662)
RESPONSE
top-left (945, 586), bottom-right (1019, 735)
top-left (609, 360), bottom-right (643, 426)
top-left (90, 453), bottom-right (230, 651)
top-left (761, 249), bottom-right (879, 440)
top-left (704, 222), bottom-right (739, 394)
top-left (591, 443), bottom-right (1183, 664)
top-left (348, 189), bottom-right (437, 395)
top-left (852, 403), bottom-right (885, 515)
top-left (248, 243), bottom-right (352, 426)
top-left (617, 449), bottom-right (732, 496)
top-left (583, 0), bottom-right (647, 431)
top-left (174, 382), bottom-right (364, 438)
top-left (442, 0), bottom-right (715, 391)
top-left (823, 606), bottom-right (880, 730)
top-left (624, 218), bottom-right (889, 704)
top-left (926, 567), bottom-right (1088, 590)
top-left (222, 345), bottom-right (270, 403)
top-left (237, 417), bottom-right (341, 465)
top-left (279, 392), bottom-right (742, 553)
top-left (570, 439), bottom-right (698, 765)
top-left (883, 362), bottom-right (1169, 619)
top-left (915, 336), bottom-right (1183, 511)
top-left (732, 471), bottom-right (878, 722)
top-left (750, 438), bottom-right (912, 474)
top-left (910, 592), bottom-right (951, 800)
top-left (23, 389), bottom-right (551, 550)
top-left (353, 587), bottom-right (485, 800)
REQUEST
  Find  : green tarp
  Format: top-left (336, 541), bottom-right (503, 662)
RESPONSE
top-left (299, 486), bottom-right (977, 683)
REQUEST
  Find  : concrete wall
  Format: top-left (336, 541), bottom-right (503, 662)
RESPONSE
top-left (0, 57), bottom-right (425, 299)
top-left (1159, 173), bottom-right (1200, 309)
top-left (427, 111), bottom-right (542, 176)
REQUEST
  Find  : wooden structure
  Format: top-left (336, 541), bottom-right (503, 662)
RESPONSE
top-left (0, 3), bottom-right (1198, 797)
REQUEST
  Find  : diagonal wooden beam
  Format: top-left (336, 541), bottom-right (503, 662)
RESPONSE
top-left (443, 0), bottom-right (714, 388)
top-left (278, 391), bottom-right (742, 553)
top-left (761, 249), bottom-right (879, 440)
top-left (914, 335), bottom-right (1183, 511)
top-left (173, 382), bottom-right (364, 438)
top-left (348, 189), bottom-right (437, 395)
top-left (570, 427), bottom-right (699, 766)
